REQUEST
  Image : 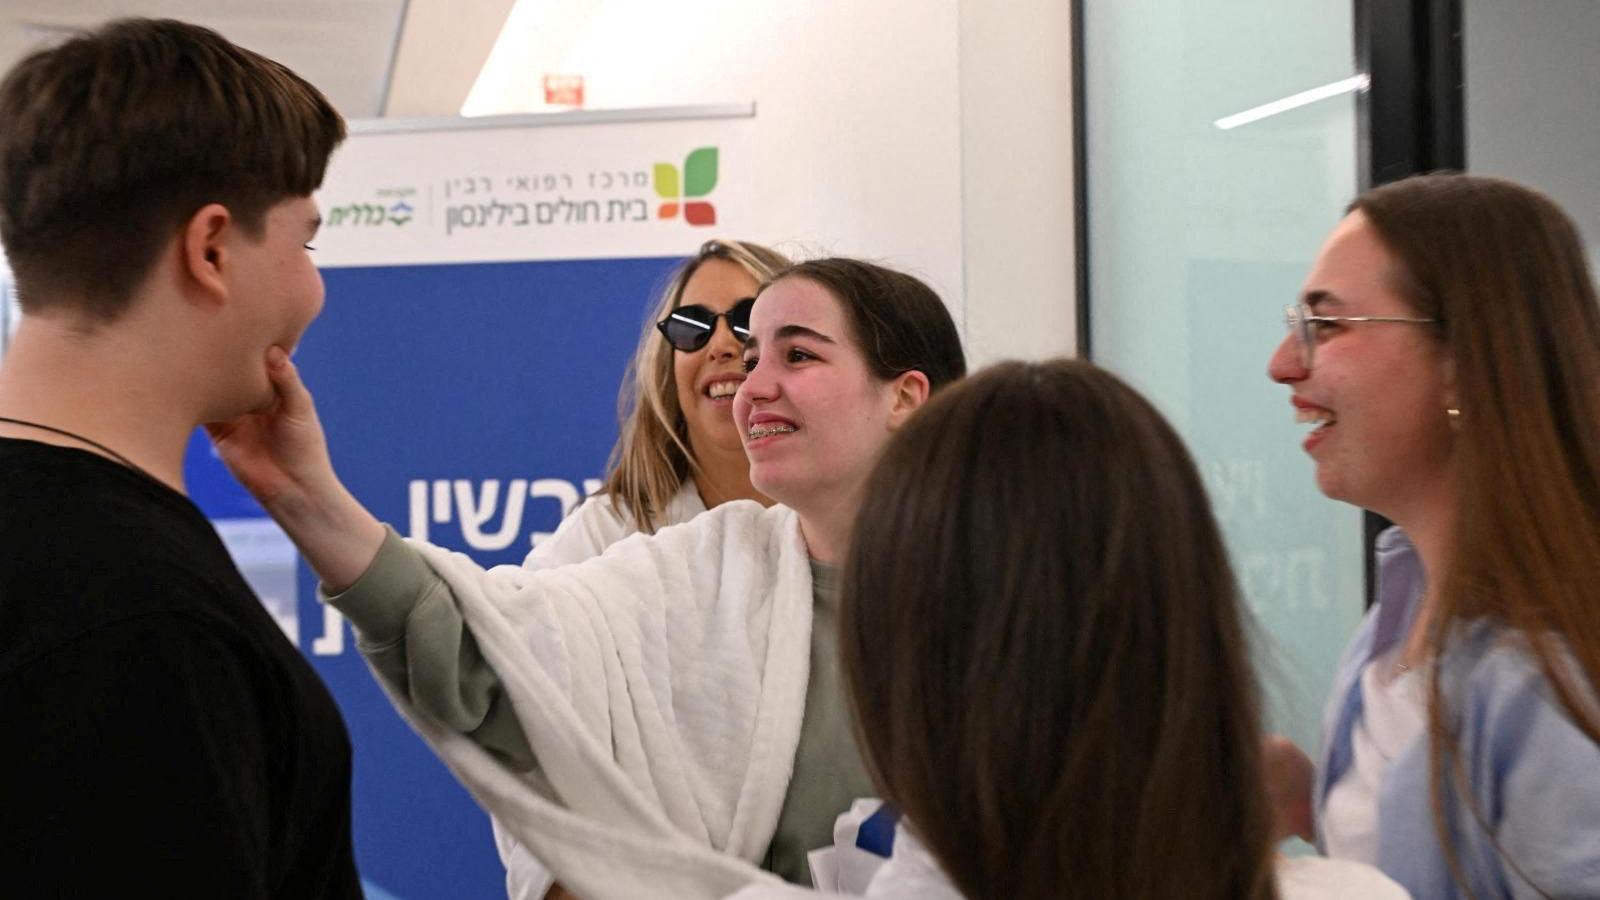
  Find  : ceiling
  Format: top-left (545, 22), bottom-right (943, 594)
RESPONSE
top-left (0, 0), bottom-right (513, 119)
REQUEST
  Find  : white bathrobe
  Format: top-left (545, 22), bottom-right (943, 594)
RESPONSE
top-left (336, 501), bottom-right (812, 899)
top-left (496, 483), bottom-right (710, 900)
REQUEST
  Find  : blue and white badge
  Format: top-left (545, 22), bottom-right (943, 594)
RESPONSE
top-left (806, 799), bottom-right (901, 891)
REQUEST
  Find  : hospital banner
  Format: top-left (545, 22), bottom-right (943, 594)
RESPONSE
top-left (184, 109), bottom-right (756, 900)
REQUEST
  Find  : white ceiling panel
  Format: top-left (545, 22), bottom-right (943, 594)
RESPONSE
top-left (0, 0), bottom-right (411, 118)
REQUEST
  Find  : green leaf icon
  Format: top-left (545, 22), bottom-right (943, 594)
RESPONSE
top-left (653, 163), bottom-right (680, 199)
top-left (684, 147), bottom-right (718, 198)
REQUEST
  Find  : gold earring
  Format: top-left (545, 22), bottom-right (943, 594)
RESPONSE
top-left (1447, 407), bottom-right (1461, 432)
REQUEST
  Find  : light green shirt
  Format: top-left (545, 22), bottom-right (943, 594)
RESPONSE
top-left (761, 560), bottom-right (875, 885)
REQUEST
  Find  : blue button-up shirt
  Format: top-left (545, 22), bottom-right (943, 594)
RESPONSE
top-left (1314, 527), bottom-right (1600, 898)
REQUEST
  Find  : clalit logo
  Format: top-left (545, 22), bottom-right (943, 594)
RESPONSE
top-left (653, 147), bottom-right (718, 226)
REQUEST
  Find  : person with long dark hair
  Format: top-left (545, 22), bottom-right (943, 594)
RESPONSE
top-left (738, 360), bottom-right (1404, 900)
top-left (1268, 173), bottom-right (1600, 897)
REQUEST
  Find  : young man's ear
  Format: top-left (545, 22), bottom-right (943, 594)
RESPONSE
top-left (886, 369), bottom-right (932, 429)
top-left (181, 203), bottom-right (234, 302)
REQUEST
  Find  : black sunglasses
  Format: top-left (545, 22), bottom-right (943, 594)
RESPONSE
top-left (656, 297), bottom-right (756, 352)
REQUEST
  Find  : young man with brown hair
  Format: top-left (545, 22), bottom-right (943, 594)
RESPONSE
top-left (0, 18), bottom-right (359, 895)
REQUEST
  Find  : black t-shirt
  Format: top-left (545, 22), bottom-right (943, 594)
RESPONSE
top-left (0, 438), bottom-right (361, 897)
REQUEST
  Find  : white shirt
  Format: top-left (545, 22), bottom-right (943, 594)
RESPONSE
top-left (1322, 648), bottom-right (1428, 863)
top-left (724, 815), bottom-right (1411, 900)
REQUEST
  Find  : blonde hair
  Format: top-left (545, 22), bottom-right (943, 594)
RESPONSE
top-left (602, 239), bottom-right (791, 532)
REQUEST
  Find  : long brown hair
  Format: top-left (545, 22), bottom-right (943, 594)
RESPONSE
top-left (1353, 173), bottom-right (1600, 887)
top-left (602, 239), bottom-right (790, 531)
top-left (840, 359), bottom-right (1279, 900)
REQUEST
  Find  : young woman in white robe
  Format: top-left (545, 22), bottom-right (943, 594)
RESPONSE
top-left (209, 258), bottom-right (966, 899)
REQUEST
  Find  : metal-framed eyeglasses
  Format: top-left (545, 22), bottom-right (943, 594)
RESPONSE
top-left (1283, 302), bottom-right (1438, 368)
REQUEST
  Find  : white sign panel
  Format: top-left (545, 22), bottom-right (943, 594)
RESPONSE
top-left (313, 109), bottom-right (754, 268)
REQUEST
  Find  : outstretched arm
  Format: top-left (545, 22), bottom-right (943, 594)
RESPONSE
top-left (212, 350), bottom-right (531, 766)
top-left (207, 346), bottom-right (386, 592)
top-left (328, 527), bottom-right (536, 769)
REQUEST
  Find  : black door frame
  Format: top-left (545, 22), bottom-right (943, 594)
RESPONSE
top-left (1354, 0), bottom-right (1463, 604)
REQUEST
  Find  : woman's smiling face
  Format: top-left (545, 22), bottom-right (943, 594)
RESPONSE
top-left (1267, 211), bottom-right (1456, 522)
top-left (672, 258), bottom-right (761, 459)
top-left (733, 277), bottom-right (904, 512)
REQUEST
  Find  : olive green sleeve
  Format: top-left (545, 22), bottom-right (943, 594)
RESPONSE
top-left (325, 526), bottom-right (536, 770)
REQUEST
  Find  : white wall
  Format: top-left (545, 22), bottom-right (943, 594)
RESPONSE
top-left (957, 0), bottom-right (1077, 365)
top-left (452, 0), bottom-right (965, 314)
top-left (1464, 0), bottom-right (1600, 267)
top-left (385, 0), bottom-right (518, 117)
top-left (442, 0), bottom-right (1077, 365)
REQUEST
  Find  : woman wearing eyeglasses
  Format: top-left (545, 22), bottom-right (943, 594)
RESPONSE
top-left (209, 257), bottom-right (966, 899)
top-left (1266, 173), bottom-right (1600, 898)
top-left (498, 239), bottom-right (789, 900)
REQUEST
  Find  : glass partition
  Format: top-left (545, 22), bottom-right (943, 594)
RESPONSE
top-left (1082, 0), bottom-right (1365, 757)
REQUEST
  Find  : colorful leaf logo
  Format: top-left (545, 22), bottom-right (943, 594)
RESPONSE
top-left (653, 147), bottom-right (718, 226)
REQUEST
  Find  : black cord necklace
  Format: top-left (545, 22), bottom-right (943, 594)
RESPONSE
top-left (0, 415), bottom-right (156, 482)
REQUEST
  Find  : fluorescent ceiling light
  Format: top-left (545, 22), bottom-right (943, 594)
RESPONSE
top-left (1214, 74), bottom-right (1370, 130)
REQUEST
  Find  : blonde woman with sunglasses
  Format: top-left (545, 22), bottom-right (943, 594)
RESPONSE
top-left (565, 239), bottom-right (790, 543)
